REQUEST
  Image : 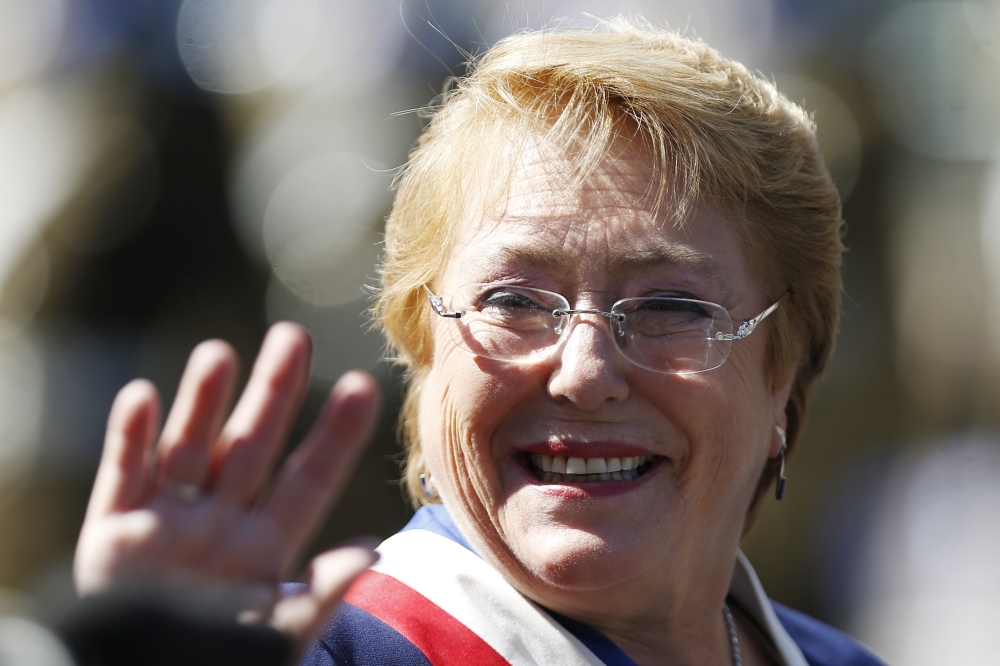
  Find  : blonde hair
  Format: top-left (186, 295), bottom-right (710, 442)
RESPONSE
top-left (374, 18), bottom-right (843, 523)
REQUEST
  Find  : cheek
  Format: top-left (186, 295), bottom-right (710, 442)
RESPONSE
top-left (418, 336), bottom-right (540, 509)
top-left (419, 345), bottom-right (556, 575)
top-left (658, 362), bottom-right (772, 508)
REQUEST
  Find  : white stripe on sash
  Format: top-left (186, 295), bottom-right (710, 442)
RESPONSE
top-left (373, 528), bottom-right (608, 666)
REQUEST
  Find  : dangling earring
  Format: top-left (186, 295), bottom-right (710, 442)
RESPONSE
top-left (775, 425), bottom-right (787, 501)
top-left (420, 472), bottom-right (438, 499)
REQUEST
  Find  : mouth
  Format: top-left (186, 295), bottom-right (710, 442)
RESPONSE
top-left (525, 453), bottom-right (657, 483)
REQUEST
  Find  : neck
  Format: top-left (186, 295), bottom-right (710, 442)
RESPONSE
top-left (596, 604), bottom-right (736, 666)
top-left (531, 555), bottom-right (739, 666)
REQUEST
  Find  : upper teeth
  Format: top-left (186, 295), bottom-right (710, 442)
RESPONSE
top-left (530, 453), bottom-right (653, 480)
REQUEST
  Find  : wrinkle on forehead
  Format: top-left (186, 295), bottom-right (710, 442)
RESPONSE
top-left (460, 130), bottom-right (659, 230)
top-left (496, 243), bottom-right (731, 294)
top-left (461, 140), bottom-right (657, 246)
top-left (450, 132), bottom-right (752, 304)
top-left (508, 140), bottom-right (654, 217)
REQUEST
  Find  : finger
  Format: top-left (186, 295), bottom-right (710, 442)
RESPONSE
top-left (86, 379), bottom-right (162, 518)
top-left (270, 544), bottom-right (379, 651)
top-left (212, 323), bottom-right (312, 506)
top-left (262, 371), bottom-right (380, 556)
top-left (156, 340), bottom-right (238, 487)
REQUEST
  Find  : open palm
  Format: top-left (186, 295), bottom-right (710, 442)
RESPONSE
top-left (74, 323), bottom-right (381, 652)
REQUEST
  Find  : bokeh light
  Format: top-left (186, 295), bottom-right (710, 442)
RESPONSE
top-left (0, 0), bottom-right (66, 90)
top-left (865, 1), bottom-right (1000, 161)
top-left (0, 615), bottom-right (74, 666)
top-left (177, 0), bottom-right (406, 95)
top-left (264, 152), bottom-right (389, 306)
top-left (0, 86), bottom-right (92, 318)
top-left (848, 435), bottom-right (1000, 665)
top-left (177, 0), bottom-right (321, 94)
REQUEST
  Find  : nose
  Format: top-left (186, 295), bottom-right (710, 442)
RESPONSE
top-left (546, 314), bottom-right (630, 409)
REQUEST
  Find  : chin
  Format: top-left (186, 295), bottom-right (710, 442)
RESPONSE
top-left (507, 521), bottom-right (660, 593)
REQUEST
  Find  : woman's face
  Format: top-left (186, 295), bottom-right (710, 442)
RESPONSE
top-left (418, 139), bottom-right (793, 621)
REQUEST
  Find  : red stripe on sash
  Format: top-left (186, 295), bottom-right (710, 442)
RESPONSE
top-left (344, 570), bottom-right (510, 666)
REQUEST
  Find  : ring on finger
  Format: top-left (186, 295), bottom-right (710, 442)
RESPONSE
top-left (164, 480), bottom-right (203, 504)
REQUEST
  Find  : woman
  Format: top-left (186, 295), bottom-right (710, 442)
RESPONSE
top-left (74, 20), bottom-right (883, 666)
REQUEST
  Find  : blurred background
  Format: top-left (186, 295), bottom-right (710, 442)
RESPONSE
top-left (0, 0), bottom-right (997, 663)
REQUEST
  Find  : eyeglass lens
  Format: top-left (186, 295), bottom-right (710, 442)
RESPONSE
top-left (444, 284), bottom-right (737, 374)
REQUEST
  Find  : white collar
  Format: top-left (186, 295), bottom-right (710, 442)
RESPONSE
top-left (729, 551), bottom-right (810, 666)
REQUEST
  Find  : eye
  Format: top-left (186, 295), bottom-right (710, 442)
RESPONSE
top-left (635, 298), bottom-right (712, 318)
top-left (479, 289), bottom-right (547, 309)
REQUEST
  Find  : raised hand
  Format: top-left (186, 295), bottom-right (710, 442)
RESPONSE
top-left (73, 322), bottom-right (381, 651)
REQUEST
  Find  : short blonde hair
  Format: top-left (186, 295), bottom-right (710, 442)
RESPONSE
top-left (374, 19), bottom-right (843, 523)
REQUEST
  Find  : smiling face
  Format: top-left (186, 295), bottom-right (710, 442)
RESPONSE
top-left (418, 138), bottom-right (793, 627)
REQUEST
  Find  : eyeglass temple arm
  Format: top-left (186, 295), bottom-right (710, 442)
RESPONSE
top-left (425, 286), bottom-right (463, 318)
top-left (716, 300), bottom-right (781, 341)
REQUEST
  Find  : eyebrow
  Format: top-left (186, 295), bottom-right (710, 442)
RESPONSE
top-left (498, 246), bottom-right (575, 274)
top-left (610, 246), bottom-right (728, 285)
top-left (498, 245), bottom-right (730, 292)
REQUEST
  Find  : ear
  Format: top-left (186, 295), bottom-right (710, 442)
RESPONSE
top-left (768, 360), bottom-right (796, 458)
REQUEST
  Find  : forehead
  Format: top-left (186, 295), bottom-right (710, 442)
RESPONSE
top-left (444, 138), bottom-right (757, 301)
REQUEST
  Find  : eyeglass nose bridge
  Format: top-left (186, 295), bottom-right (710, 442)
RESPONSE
top-left (551, 308), bottom-right (627, 337)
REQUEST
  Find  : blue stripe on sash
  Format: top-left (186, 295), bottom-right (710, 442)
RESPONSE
top-left (303, 603), bottom-right (433, 666)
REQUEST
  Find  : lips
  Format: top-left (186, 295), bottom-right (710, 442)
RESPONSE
top-left (526, 453), bottom-right (657, 483)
